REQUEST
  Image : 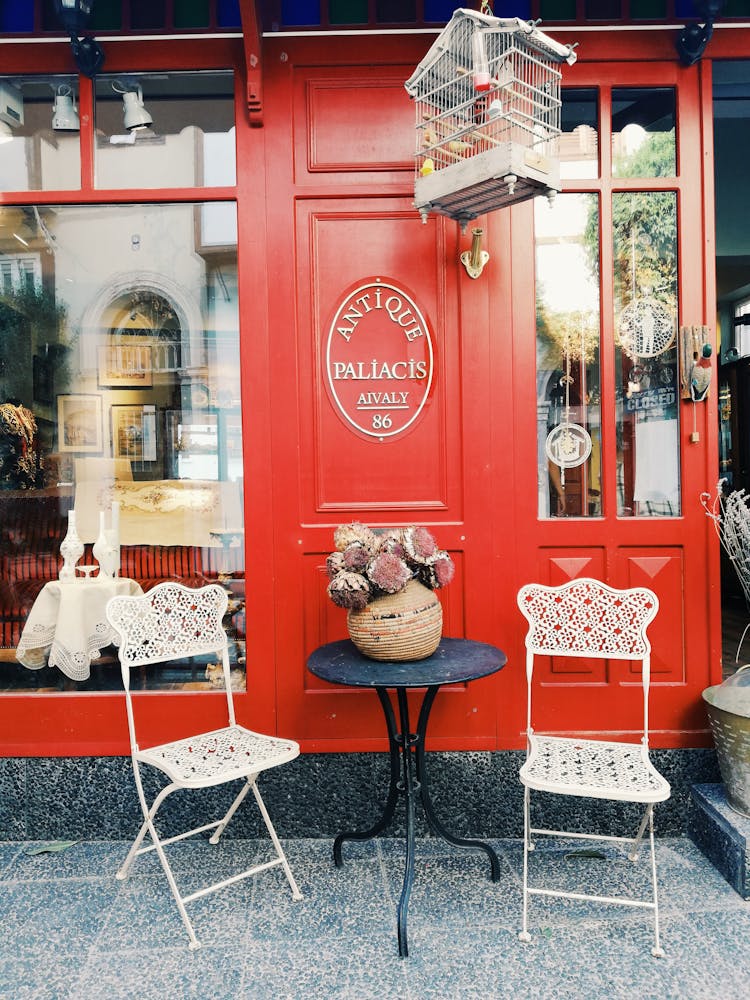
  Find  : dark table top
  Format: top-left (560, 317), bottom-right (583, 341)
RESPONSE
top-left (306, 637), bottom-right (507, 689)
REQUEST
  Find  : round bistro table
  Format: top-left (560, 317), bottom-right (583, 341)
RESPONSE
top-left (306, 636), bottom-right (507, 957)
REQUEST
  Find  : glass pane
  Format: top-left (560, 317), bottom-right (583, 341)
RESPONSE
top-left (536, 193), bottom-right (602, 519)
top-left (174, 0), bottom-right (210, 28)
top-left (94, 71), bottom-right (235, 190)
top-left (131, 0), bottom-right (166, 29)
top-left (561, 88), bottom-right (599, 180)
top-left (376, 1), bottom-right (416, 21)
top-left (540, 0), bottom-right (577, 18)
top-left (613, 190), bottom-right (680, 517)
top-left (0, 76), bottom-right (81, 192)
top-left (630, 0), bottom-right (666, 17)
top-left (282, 0), bottom-right (321, 26)
top-left (217, 0), bottom-right (242, 27)
top-left (91, 0), bottom-right (122, 29)
top-left (612, 87), bottom-right (676, 178)
top-left (0, 202), bottom-right (245, 693)
top-left (585, 0), bottom-right (621, 17)
top-left (424, 1), bottom-right (468, 21)
top-left (1, 2), bottom-right (34, 30)
top-left (330, 1), bottom-right (368, 23)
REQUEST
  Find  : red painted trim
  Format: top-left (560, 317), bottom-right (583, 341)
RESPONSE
top-left (238, 0), bottom-right (264, 125)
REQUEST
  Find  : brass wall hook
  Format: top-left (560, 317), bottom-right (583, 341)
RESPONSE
top-left (460, 227), bottom-right (490, 279)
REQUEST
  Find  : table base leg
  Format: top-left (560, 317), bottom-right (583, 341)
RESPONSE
top-left (335, 683), bottom-right (501, 958)
top-left (333, 687), bottom-right (400, 868)
top-left (415, 686), bottom-right (502, 883)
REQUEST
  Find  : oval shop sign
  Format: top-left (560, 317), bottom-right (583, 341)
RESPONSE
top-left (324, 278), bottom-right (434, 441)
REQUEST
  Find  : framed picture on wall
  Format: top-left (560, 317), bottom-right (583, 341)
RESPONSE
top-left (57, 394), bottom-right (103, 453)
top-left (98, 344), bottom-right (153, 388)
top-left (111, 404), bottom-right (157, 461)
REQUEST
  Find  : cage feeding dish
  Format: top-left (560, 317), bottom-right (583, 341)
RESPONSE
top-left (404, 8), bottom-right (577, 229)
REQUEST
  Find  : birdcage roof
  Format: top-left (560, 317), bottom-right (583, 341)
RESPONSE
top-left (404, 8), bottom-right (577, 98)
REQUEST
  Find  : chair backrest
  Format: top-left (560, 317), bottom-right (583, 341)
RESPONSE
top-left (106, 582), bottom-right (234, 747)
top-left (517, 577), bottom-right (659, 740)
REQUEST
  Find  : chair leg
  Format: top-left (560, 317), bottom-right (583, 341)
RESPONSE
top-left (117, 782), bottom-right (175, 881)
top-left (519, 785), bottom-right (532, 943)
top-left (209, 776), bottom-right (254, 845)
top-left (627, 803), bottom-right (652, 863)
top-left (251, 781), bottom-right (303, 901)
top-left (648, 808), bottom-right (664, 958)
top-left (149, 819), bottom-right (203, 950)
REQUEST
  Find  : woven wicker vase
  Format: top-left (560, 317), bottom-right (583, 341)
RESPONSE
top-left (347, 579), bottom-right (443, 661)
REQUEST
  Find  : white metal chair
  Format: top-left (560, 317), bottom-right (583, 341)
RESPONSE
top-left (106, 581), bottom-right (302, 950)
top-left (516, 577), bottom-right (670, 957)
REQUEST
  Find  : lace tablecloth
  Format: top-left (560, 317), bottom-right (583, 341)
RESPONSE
top-left (16, 578), bottom-right (144, 681)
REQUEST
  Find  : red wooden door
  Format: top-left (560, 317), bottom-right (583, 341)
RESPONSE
top-left (501, 59), bottom-right (720, 748)
top-left (264, 38), bottom-right (509, 750)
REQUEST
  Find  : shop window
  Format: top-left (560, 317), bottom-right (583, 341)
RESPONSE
top-left (612, 87), bottom-right (676, 178)
top-left (0, 76), bottom-right (81, 193)
top-left (0, 202), bottom-right (245, 694)
top-left (613, 190), bottom-right (680, 516)
top-left (94, 71), bottom-right (235, 191)
top-left (535, 193), bottom-right (602, 519)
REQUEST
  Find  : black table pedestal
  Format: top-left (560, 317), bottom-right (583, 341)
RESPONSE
top-left (307, 637), bottom-right (507, 958)
top-left (333, 683), bottom-right (501, 957)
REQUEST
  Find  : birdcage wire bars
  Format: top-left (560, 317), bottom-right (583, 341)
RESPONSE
top-left (404, 11), bottom-right (577, 229)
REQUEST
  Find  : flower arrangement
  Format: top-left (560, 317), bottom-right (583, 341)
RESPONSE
top-left (325, 522), bottom-right (455, 611)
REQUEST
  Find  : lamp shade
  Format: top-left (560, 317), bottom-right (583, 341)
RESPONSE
top-left (53, 0), bottom-right (94, 33)
top-left (52, 86), bottom-right (80, 131)
top-left (122, 89), bottom-right (153, 131)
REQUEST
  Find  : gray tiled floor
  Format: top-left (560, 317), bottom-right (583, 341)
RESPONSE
top-left (0, 835), bottom-right (747, 1000)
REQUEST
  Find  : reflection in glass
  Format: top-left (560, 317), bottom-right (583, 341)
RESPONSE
top-left (0, 76), bottom-right (81, 192)
top-left (612, 87), bottom-right (676, 177)
top-left (535, 194), bottom-right (602, 519)
top-left (613, 191), bottom-right (680, 516)
top-left (560, 88), bottom-right (599, 179)
top-left (94, 71), bottom-right (236, 190)
top-left (0, 202), bottom-right (244, 692)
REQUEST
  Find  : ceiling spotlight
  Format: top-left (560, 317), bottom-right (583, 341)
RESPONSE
top-left (53, 0), bottom-right (105, 78)
top-left (52, 84), bottom-right (80, 132)
top-left (112, 81), bottom-right (153, 132)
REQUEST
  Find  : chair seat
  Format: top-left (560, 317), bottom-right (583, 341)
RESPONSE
top-left (137, 724), bottom-right (299, 787)
top-left (519, 733), bottom-right (670, 803)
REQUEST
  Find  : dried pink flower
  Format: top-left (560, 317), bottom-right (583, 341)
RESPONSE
top-left (333, 521), bottom-right (378, 554)
top-left (326, 552), bottom-right (345, 579)
top-left (402, 525), bottom-right (438, 564)
top-left (431, 551), bottom-right (455, 588)
top-left (327, 571), bottom-right (371, 610)
top-left (367, 552), bottom-right (412, 594)
top-left (342, 542), bottom-right (370, 573)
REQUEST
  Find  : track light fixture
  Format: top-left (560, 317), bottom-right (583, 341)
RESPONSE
top-left (52, 84), bottom-right (80, 132)
top-left (111, 80), bottom-right (154, 132)
top-left (53, 0), bottom-right (105, 78)
top-left (675, 0), bottom-right (724, 66)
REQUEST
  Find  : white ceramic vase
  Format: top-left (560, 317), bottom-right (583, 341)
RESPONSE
top-left (59, 510), bottom-right (84, 581)
top-left (93, 510), bottom-right (119, 578)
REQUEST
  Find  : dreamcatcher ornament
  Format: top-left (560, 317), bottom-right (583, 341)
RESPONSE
top-left (544, 349), bottom-right (592, 491)
top-left (618, 296), bottom-right (676, 360)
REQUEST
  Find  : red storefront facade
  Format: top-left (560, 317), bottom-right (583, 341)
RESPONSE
top-left (1, 3), bottom-right (742, 759)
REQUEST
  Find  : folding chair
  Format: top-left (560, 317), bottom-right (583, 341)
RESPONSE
top-left (106, 581), bottom-right (302, 950)
top-left (516, 577), bottom-right (670, 957)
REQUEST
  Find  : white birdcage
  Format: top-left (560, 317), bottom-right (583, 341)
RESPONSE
top-left (404, 7), bottom-right (577, 229)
